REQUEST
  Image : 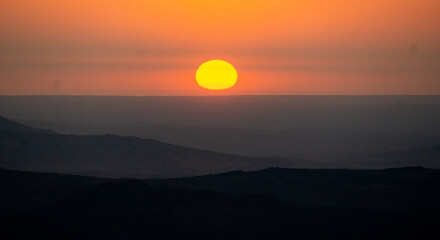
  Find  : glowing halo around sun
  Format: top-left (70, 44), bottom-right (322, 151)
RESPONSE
top-left (195, 60), bottom-right (238, 90)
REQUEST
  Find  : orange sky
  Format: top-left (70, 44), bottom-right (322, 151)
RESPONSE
top-left (1, 0), bottom-right (439, 95)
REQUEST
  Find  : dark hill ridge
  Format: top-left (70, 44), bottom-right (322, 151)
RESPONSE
top-left (2, 166), bottom-right (440, 213)
top-left (0, 179), bottom-right (363, 240)
top-left (147, 166), bottom-right (440, 211)
top-left (0, 167), bottom-right (110, 215)
top-left (0, 174), bottom-right (436, 240)
top-left (0, 115), bottom-right (54, 134)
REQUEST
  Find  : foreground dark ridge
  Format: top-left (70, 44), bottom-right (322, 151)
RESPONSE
top-left (2, 166), bottom-right (440, 213)
top-left (1, 167), bottom-right (439, 240)
top-left (148, 166), bottom-right (440, 210)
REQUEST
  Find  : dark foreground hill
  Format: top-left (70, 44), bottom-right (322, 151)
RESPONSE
top-left (148, 167), bottom-right (440, 211)
top-left (0, 167), bottom-right (110, 215)
top-left (0, 115), bottom-right (334, 178)
top-left (1, 168), bottom-right (439, 240)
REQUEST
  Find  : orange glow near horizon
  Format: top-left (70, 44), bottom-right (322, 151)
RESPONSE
top-left (1, 0), bottom-right (440, 95)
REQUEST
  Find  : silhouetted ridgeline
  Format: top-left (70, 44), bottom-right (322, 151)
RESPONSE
top-left (0, 115), bottom-right (329, 178)
top-left (0, 167), bottom-right (110, 215)
top-left (1, 95), bottom-right (439, 167)
top-left (1, 168), bottom-right (439, 240)
top-left (148, 166), bottom-right (440, 211)
top-left (0, 115), bottom-right (54, 134)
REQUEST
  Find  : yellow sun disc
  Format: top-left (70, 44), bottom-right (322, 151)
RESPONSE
top-left (195, 60), bottom-right (238, 90)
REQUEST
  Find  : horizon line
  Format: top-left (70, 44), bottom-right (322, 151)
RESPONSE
top-left (1, 94), bottom-right (440, 97)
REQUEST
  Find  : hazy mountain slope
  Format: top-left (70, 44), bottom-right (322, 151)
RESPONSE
top-left (0, 115), bottom-right (54, 134)
top-left (0, 130), bottom-right (326, 178)
top-left (2, 95), bottom-right (440, 167)
top-left (147, 167), bottom-right (440, 210)
top-left (343, 145), bottom-right (440, 168)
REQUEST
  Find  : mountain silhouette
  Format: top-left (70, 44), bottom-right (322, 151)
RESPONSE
top-left (147, 167), bottom-right (440, 211)
top-left (0, 115), bottom-right (331, 178)
top-left (4, 95), bottom-right (439, 169)
top-left (0, 115), bottom-right (54, 134)
top-left (1, 168), bottom-right (439, 240)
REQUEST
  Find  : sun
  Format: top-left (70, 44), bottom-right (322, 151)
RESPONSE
top-left (195, 60), bottom-right (238, 90)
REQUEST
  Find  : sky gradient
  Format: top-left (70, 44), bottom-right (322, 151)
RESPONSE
top-left (1, 0), bottom-right (439, 95)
